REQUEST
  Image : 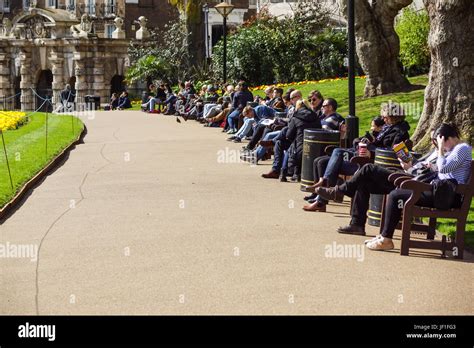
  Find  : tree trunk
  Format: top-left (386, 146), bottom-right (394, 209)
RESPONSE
top-left (339, 0), bottom-right (413, 97)
top-left (412, 0), bottom-right (474, 148)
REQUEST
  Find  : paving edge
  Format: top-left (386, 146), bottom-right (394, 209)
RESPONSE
top-left (0, 125), bottom-right (88, 222)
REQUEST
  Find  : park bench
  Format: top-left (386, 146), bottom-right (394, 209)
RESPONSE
top-left (380, 160), bottom-right (474, 259)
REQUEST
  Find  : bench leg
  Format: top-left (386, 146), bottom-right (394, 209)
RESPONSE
top-left (454, 218), bottom-right (466, 259)
top-left (427, 217), bottom-right (437, 240)
top-left (400, 207), bottom-right (413, 256)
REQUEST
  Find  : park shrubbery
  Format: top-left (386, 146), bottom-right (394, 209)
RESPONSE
top-left (211, 3), bottom-right (353, 86)
top-left (396, 8), bottom-right (430, 76)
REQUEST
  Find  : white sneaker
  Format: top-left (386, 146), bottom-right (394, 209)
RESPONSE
top-left (226, 129), bottom-right (234, 134)
top-left (367, 237), bottom-right (394, 251)
top-left (364, 234), bottom-right (383, 244)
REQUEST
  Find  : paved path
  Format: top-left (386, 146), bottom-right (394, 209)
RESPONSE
top-left (1, 110), bottom-right (473, 315)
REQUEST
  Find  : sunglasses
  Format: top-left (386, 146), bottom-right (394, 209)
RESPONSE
top-left (322, 104), bottom-right (330, 108)
top-left (311, 98), bottom-right (319, 102)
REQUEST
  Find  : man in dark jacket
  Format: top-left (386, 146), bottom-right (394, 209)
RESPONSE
top-left (226, 81), bottom-right (254, 134)
top-left (262, 99), bottom-right (320, 179)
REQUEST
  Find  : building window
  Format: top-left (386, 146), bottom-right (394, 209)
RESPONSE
top-left (105, 0), bottom-right (116, 15)
top-left (1, 0), bottom-right (11, 12)
top-left (67, 0), bottom-right (75, 11)
top-left (249, 0), bottom-right (257, 8)
top-left (47, 0), bottom-right (57, 8)
top-left (105, 24), bottom-right (114, 38)
top-left (85, 0), bottom-right (96, 15)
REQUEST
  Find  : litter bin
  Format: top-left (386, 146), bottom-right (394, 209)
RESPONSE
top-left (85, 95), bottom-right (100, 110)
top-left (367, 148), bottom-right (402, 227)
top-left (300, 129), bottom-right (340, 191)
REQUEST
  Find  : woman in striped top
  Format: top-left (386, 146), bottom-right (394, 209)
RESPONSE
top-left (367, 123), bottom-right (472, 251)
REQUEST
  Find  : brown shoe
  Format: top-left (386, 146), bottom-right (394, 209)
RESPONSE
top-left (317, 186), bottom-right (344, 202)
top-left (303, 201), bottom-right (327, 212)
top-left (262, 170), bottom-right (280, 179)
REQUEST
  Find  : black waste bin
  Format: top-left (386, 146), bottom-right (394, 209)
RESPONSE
top-left (300, 129), bottom-right (340, 191)
top-left (85, 95), bottom-right (100, 110)
top-left (367, 148), bottom-right (402, 227)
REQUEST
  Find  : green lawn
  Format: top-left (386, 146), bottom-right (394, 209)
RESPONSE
top-left (0, 113), bottom-right (84, 208)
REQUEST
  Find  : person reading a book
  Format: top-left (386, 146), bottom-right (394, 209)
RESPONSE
top-left (303, 102), bottom-right (411, 212)
top-left (315, 124), bottom-right (472, 251)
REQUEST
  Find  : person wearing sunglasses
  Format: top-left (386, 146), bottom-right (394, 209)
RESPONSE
top-left (303, 102), bottom-right (410, 212)
top-left (308, 90), bottom-right (324, 118)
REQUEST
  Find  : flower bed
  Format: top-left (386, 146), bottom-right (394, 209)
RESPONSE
top-left (249, 76), bottom-right (367, 92)
top-left (0, 111), bottom-right (28, 131)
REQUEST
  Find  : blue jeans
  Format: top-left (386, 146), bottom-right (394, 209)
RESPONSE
top-left (255, 130), bottom-right (281, 160)
top-left (254, 105), bottom-right (275, 121)
top-left (203, 103), bottom-right (217, 118)
top-left (323, 147), bottom-right (358, 186)
top-left (149, 97), bottom-right (163, 111)
top-left (272, 139), bottom-right (291, 172)
top-left (235, 118), bottom-right (255, 139)
top-left (318, 147), bottom-right (359, 204)
top-left (227, 109), bottom-right (241, 130)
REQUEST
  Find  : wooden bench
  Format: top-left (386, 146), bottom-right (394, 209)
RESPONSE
top-left (382, 160), bottom-right (474, 259)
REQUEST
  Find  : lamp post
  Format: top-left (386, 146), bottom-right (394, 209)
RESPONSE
top-left (345, 0), bottom-right (359, 147)
top-left (215, 1), bottom-right (234, 84)
top-left (203, 3), bottom-right (210, 60)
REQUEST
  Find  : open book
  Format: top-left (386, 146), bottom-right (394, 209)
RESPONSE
top-left (393, 141), bottom-right (413, 163)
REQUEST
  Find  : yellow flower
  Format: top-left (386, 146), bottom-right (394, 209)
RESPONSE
top-left (0, 111), bottom-right (27, 131)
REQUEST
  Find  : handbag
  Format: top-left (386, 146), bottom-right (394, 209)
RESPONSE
top-left (414, 168), bottom-right (438, 183)
top-left (432, 178), bottom-right (458, 210)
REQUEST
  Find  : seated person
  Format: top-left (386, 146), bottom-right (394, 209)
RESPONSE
top-left (308, 90), bottom-right (324, 117)
top-left (141, 84), bottom-right (157, 112)
top-left (242, 90), bottom-right (299, 152)
top-left (163, 89), bottom-right (178, 115)
top-left (304, 116), bottom-right (385, 202)
top-left (201, 97), bottom-right (224, 122)
top-left (204, 101), bottom-right (231, 127)
top-left (106, 93), bottom-right (119, 111)
top-left (226, 81), bottom-right (254, 134)
top-left (117, 91), bottom-right (131, 110)
top-left (316, 123), bottom-right (472, 253)
top-left (262, 98), bottom-right (320, 179)
top-left (205, 86), bottom-right (219, 103)
top-left (303, 102), bottom-right (410, 212)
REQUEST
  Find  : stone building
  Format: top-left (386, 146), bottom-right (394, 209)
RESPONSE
top-left (0, 0), bottom-right (255, 111)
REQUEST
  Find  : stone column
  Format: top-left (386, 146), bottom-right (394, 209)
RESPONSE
top-left (50, 49), bottom-right (64, 108)
top-left (73, 57), bottom-right (87, 106)
top-left (19, 52), bottom-right (34, 111)
top-left (0, 53), bottom-right (13, 109)
top-left (92, 57), bottom-right (106, 107)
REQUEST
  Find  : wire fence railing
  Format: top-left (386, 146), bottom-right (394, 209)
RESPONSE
top-left (0, 91), bottom-right (87, 205)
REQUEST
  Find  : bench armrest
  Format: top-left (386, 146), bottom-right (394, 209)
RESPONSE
top-left (388, 172), bottom-right (413, 183)
top-left (350, 156), bottom-right (371, 166)
top-left (399, 179), bottom-right (433, 209)
top-left (325, 145), bottom-right (337, 156)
